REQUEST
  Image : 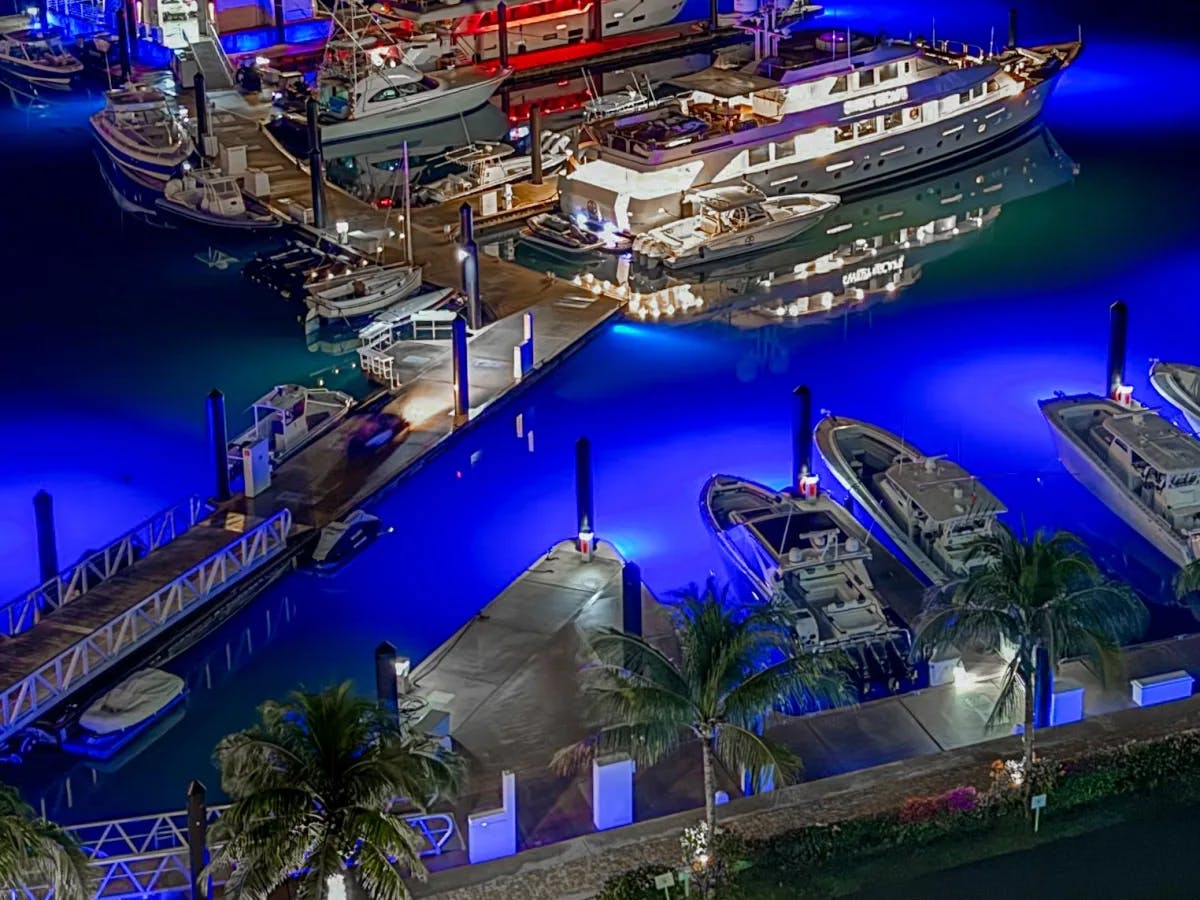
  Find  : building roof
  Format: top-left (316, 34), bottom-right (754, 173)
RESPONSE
top-left (1104, 412), bottom-right (1200, 475)
top-left (883, 456), bottom-right (1006, 523)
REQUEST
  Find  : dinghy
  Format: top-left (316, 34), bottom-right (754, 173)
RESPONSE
top-left (305, 263), bottom-right (422, 321)
top-left (312, 509), bottom-right (383, 570)
top-left (61, 669), bottom-right (186, 760)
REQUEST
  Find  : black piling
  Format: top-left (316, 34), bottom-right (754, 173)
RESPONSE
top-left (193, 72), bottom-right (208, 149)
top-left (33, 490), bottom-right (58, 584)
top-left (497, 0), bottom-right (509, 68)
top-left (590, 0), bottom-right (603, 41)
top-left (575, 437), bottom-right (595, 544)
top-left (452, 316), bottom-right (469, 421)
top-left (708, 0), bottom-right (718, 31)
top-left (375, 641), bottom-right (399, 722)
top-left (1033, 645), bottom-right (1053, 729)
top-left (124, 0), bottom-right (138, 57)
top-left (116, 6), bottom-right (131, 82)
top-left (273, 0), bottom-right (286, 45)
top-left (621, 562), bottom-right (642, 637)
top-left (305, 98), bottom-right (326, 229)
top-left (38, 0), bottom-right (48, 30)
top-left (792, 385), bottom-right (813, 491)
top-left (459, 203), bottom-right (481, 330)
top-left (530, 103), bottom-right (544, 185)
top-left (1007, 7), bottom-right (1017, 48)
top-left (206, 389), bottom-right (231, 503)
top-left (186, 780), bottom-right (208, 900)
top-left (1106, 299), bottom-right (1127, 398)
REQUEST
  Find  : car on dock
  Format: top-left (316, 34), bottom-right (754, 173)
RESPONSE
top-left (347, 412), bottom-right (409, 457)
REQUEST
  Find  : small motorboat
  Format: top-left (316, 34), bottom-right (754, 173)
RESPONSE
top-left (0, 28), bottom-right (82, 90)
top-left (157, 170), bottom-right (280, 231)
top-left (416, 132), bottom-right (572, 205)
top-left (227, 384), bottom-right (355, 469)
top-left (305, 263), bottom-right (423, 322)
top-left (60, 669), bottom-right (186, 760)
top-left (520, 213), bottom-right (605, 257)
top-left (90, 86), bottom-right (194, 184)
top-left (1150, 361), bottom-right (1200, 434)
top-left (312, 509), bottom-right (383, 570)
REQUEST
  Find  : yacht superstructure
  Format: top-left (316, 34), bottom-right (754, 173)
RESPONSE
top-left (562, 28), bottom-right (1080, 233)
top-left (1040, 393), bottom-right (1200, 567)
top-left (815, 415), bottom-right (1005, 585)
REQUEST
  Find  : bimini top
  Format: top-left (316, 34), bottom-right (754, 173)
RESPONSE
top-left (1104, 411), bottom-right (1200, 475)
top-left (684, 185), bottom-right (767, 211)
top-left (756, 30), bottom-right (919, 83)
top-left (668, 68), bottom-right (778, 98)
top-left (885, 456), bottom-right (1007, 524)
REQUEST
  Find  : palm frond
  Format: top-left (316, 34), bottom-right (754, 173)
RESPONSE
top-left (713, 724), bottom-right (803, 790)
top-left (1175, 559), bottom-right (1200, 600)
top-left (0, 783), bottom-right (92, 900)
top-left (551, 720), bottom-right (687, 775)
top-left (984, 656), bottom-right (1024, 732)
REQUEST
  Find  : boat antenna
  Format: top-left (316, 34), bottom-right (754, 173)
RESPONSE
top-left (988, 26), bottom-right (994, 57)
top-left (402, 140), bottom-right (413, 266)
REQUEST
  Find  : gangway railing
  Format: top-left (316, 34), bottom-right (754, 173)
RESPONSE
top-left (14, 804), bottom-right (457, 900)
top-left (2, 496), bottom-right (215, 638)
top-left (0, 510), bottom-right (292, 745)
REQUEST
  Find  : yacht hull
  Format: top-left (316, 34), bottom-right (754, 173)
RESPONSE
top-left (0, 58), bottom-right (79, 90)
top-left (815, 416), bottom-right (949, 586)
top-left (1150, 362), bottom-right (1200, 434)
top-left (90, 121), bottom-right (191, 184)
top-left (1040, 395), bottom-right (1200, 567)
top-left (320, 73), bottom-right (509, 146)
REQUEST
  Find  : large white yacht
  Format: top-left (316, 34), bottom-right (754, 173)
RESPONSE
top-left (1040, 393), bottom-right (1200, 567)
top-left (90, 86), bottom-right (195, 184)
top-left (562, 27), bottom-right (1081, 233)
top-left (815, 415), bottom-right (1006, 586)
top-left (702, 474), bottom-right (913, 677)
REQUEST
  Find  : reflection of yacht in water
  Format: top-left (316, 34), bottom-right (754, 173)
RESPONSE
top-left (624, 126), bottom-right (1076, 324)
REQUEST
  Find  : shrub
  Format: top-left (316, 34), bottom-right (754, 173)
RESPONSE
top-left (596, 864), bottom-right (674, 900)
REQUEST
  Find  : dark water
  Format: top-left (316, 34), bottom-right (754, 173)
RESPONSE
top-left (2, 0), bottom-right (1199, 825)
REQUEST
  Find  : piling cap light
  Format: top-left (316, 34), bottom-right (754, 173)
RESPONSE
top-left (1112, 384), bottom-right (1134, 406)
top-left (799, 474), bottom-right (819, 500)
top-left (25, 6), bottom-right (37, 16)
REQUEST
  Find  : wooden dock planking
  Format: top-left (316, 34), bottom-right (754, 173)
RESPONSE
top-left (0, 521), bottom-right (263, 691)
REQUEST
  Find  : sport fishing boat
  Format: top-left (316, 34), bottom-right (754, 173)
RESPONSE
top-left (157, 170), bottom-right (280, 231)
top-left (815, 415), bottom-right (1006, 586)
top-left (0, 28), bottom-right (82, 90)
top-left (90, 86), bottom-right (195, 184)
top-left (314, 34), bottom-right (510, 146)
top-left (702, 474), bottom-right (913, 690)
top-left (60, 669), bottom-right (186, 760)
top-left (305, 262), bottom-right (423, 321)
top-left (312, 509), bottom-right (383, 570)
top-left (1150, 362), bottom-right (1200, 434)
top-left (563, 26), bottom-right (1081, 233)
top-left (416, 132), bottom-right (571, 204)
top-left (631, 186), bottom-right (838, 267)
top-left (521, 213), bottom-right (605, 256)
top-left (1040, 392), bottom-right (1200, 567)
top-left (227, 384), bottom-right (355, 469)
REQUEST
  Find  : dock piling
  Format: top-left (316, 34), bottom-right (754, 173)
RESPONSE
top-left (206, 389), bottom-right (231, 503)
top-left (590, 0), bottom-right (603, 41)
top-left (374, 641), bottom-right (400, 722)
top-left (186, 780), bottom-right (208, 900)
top-left (33, 490), bottom-right (58, 585)
top-left (116, 7), bottom-right (131, 82)
top-left (530, 103), bottom-right (544, 186)
top-left (708, 0), bottom-right (718, 31)
top-left (1007, 7), bottom-right (1017, 47)
top-left (273, 0), bottom-right (286, 45)
top-left (305, 98), bottom-right (326, 230)
top-left (459, 203), bottom-right (481, 330)
top-left (37, 0), bottom-right (47, 29)
top-left (575, 437), bottom-right (595, 556)
top-left (792, 385), bottom-right (814, 491)
top-left (1106, 299), bottom-right (1128, 399)
top-left (452, 316), bottom-right (470, 423)
top-left (497, 1), bottom-right (510, 68)
top-left (1033, 645), bottom-right (1053, 729)
top-left (193, 73), bottom-right (209, 148)
top-left (621, 561), bottom-right (642, 638)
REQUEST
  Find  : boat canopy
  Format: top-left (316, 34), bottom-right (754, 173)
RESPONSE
top-left (668, 68), bottom-right (778, 98)
top-left (1104, 412), bottom-right (1200, 476)
top-left (885, 456), bottom-right (1007, 524)
top-left (685, 185), bottom-right (767, 211)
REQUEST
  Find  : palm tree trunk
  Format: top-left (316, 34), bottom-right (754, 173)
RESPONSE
top-left (701, 737), bottom-right (717, 836)
top-left (1023, 667), bottom-right (1035, 819)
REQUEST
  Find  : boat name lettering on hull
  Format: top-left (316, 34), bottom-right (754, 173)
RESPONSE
top-left (842, 255), bottom-right (905, 286)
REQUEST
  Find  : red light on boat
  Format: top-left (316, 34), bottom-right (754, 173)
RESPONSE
top-left (376, 197), bottom-right (394, 208)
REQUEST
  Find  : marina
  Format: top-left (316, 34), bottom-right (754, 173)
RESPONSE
top-left (5, 0), bottom-right (1200, 896)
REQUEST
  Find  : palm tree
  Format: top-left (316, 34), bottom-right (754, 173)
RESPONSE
top-left (1175, 559), bottom-right (1200, 602)
top-left (553, 578), bottom-right (851, 840)
top-left (0, 781), bottom-right (91, 900)
top-left (209, 682), bottom-right (463, 900)
top-left (915, 525), bottom-right (1146, 801)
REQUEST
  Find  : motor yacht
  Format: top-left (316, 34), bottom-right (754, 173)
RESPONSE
top-left (1150, 361), bottom-right (1200, 434)
top-left (0, 28), bottom-right (82, 90)
top-left (90, 86), bottom-right (194, 183)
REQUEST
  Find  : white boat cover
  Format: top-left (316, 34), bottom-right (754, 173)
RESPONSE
top-left (79, 669), bottom-right (185, 735)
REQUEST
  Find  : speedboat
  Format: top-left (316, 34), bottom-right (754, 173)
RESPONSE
top-left (60, 669), bottom-right (186, 760)
top-left (702, 474), bottom-right (913, 672)
top-left (1150, 361), bottom-right (1200, 434)
top-left (305, 263), bottom-right (423, 321)
top-left (521, 213), bottom-right (605, 257)
top-left (228, 384), bottom-right (355, 469)
top-left (90, 85), bottom-right (194, 183)
top-left (1040, 392), bottom-right (1200, 567)
top-left (815, 415), bottom-right (1006, 586)
top-left (0, 28), bottom-right (82, 90)
top-left (157, 170), bottom-right (280, 231)
top-left (315, 36), bottom-right (510, 146)
top-left (632, 188), bottom-right (839, 268)
top-left (312, 509), bottom-right (382, 570)
top-left (416, 132), bottom-right (571, 205)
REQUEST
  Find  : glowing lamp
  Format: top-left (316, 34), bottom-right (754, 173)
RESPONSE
top-left (24, 6), bottom-right (37, 16)
top-left (255, 55), bottom-right (269, 67)
top-left (335, 220), bottom-right (349, 242)
top-left (456, 247), bottom-right (469, 263)
top-left (799, 474), bottom-right (819, 500)
top-left (1113, 384), bottom-right (1133, 406)
top-left (953, 663), bottom-right (973, 687)
top-left (578, 529), bottom-right (595, 559)
top-left (573, 212), bottom-right (588, 229)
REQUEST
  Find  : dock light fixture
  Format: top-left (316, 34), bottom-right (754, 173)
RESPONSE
top-left (24, 6), bottom-right (36, 17)
top-left (335, 220), bottom-right (349, 242)
top-left (456, 247), bottom-right (469, 263)
top-left (255, 55), bottom-right (269, 66)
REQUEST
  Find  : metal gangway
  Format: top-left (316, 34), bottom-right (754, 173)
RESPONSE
top-left (357, 310), bottom-right (459, 390)
top-left (1, 496), bottom-right (214, 638)
top-left (14, 804), bottom-right (457, 899)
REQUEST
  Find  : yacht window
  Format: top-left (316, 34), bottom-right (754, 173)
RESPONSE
top-left (883, 110), bottom-right (903, 130)
top-left (749, 144), bottom-right (770, 167)
top-left (834, 123), bottom-right (854, 143)
top-left (370, 86), bottom-right (401, 103)
top-left (855, 117), bottom-right (877, 138)
top-left (908, 106), bottom-right (922, 122)
top-left (831, 75), bottom-right (848, 94)
top-left (880, 63), bottom-right (899, 82)
top-left (958, 90), bottom-right (971, 104)
top-left (904, 61), bottom-right (911, 73)
top-left (774, 138), bottom-right (795, 159)
top-left (987, 78), bottom-right (999, 93)
top-left (859, 68), bottom-right (876, 88)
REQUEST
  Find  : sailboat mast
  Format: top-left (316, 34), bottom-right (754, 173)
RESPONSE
top-left (402, 141), bottom-right (413, 265)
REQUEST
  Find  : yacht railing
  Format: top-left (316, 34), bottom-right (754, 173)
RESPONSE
top-left (1, 496), bottom-right (215, 638)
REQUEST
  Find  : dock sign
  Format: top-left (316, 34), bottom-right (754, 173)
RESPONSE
top-left (1031, 793), bottom-right (1048, 833)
